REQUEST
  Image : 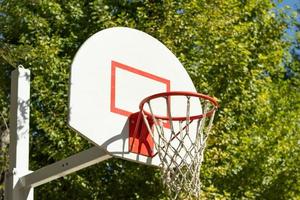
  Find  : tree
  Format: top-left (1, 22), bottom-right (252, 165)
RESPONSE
top-left (1, 0), bottom-right (299, 199)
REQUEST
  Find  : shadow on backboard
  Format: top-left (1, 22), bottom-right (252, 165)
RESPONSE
top-left (101, 118), bottom-right (154, 165)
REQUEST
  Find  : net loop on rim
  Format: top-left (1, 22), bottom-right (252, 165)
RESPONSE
top-left (139, 91), bottom-right (218, 199)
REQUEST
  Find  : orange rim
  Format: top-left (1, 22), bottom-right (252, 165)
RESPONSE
top-left (139, 91), bottom-right (219, 121)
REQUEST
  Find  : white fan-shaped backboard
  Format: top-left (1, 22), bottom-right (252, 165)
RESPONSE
top-left (68, 27), bottom-right (200, 167)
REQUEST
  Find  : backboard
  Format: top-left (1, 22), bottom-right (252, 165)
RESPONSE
top-left (68, 27), bottom-right (199, 166)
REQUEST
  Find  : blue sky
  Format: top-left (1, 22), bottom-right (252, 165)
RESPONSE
top-left (277, 0), bottom-right (300, 10)
top-left (275, 0), bottom-right (300, 40)
top-left (276, 0), bottom-right (300, 22)
top-left (276, 0), bottom-right (300, 57)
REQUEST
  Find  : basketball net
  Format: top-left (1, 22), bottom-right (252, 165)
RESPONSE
top-left (139, 92), bottom-right (218, 199)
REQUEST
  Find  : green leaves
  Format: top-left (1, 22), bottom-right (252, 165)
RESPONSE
top-left (0, 0), bottom-right (299, 199)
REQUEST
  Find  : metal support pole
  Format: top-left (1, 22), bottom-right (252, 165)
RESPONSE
top-left (21, 146), bottom-right (112, 188)
top-left (5, 67), bottom-right (33, 200)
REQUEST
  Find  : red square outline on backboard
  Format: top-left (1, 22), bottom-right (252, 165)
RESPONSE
top-left (110, 60), bottom-right (171, 116)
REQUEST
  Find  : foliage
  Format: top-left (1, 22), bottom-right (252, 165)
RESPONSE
top-left (0, 0), bottom-right (299, 199)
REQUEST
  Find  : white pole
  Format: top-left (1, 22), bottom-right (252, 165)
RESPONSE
top-left (4, 67), bottom-right (112, 199)
top-left (5, 67), bottom-right (33, 200)
top-left (21, 146), bottom-right (111, 188)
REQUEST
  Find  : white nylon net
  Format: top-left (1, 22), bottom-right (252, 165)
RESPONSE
top-left (141, 95), bottom-right (217, 199)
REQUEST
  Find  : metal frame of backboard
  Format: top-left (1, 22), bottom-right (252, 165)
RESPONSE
top-left (4, 67), bottom-right (113, 200)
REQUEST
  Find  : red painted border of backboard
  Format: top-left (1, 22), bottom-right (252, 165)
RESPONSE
top-left (110, 60), bottom-right (171, 116)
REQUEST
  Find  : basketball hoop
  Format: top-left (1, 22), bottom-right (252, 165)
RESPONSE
top-left (131, 91), bottom-right (219, 199)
